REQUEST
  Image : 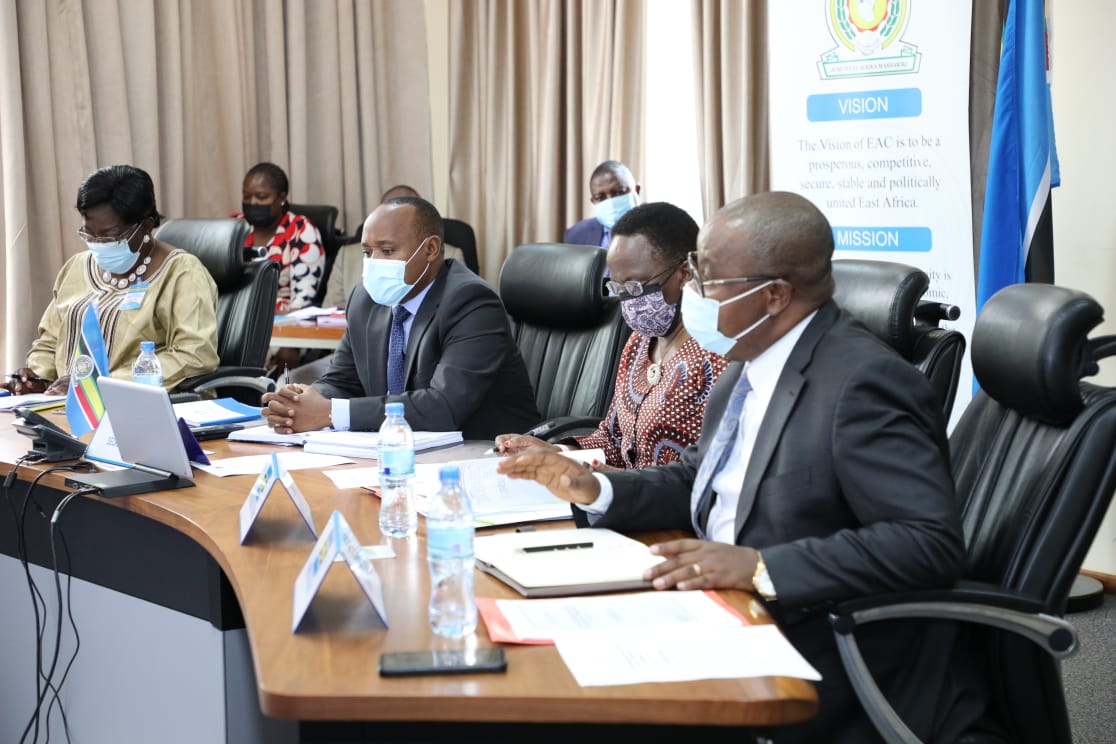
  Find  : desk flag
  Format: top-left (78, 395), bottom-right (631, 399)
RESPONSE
top-left (977, 0), bottom-right (1060, 317)
top-left (66, 303), bottom-right (110, 437)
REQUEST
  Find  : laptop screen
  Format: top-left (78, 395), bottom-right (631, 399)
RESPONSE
top-left (95, 378), bottom-right (194, 479)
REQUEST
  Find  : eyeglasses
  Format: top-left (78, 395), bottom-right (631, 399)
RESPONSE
top-left (606, 262), bottom-right (682, 299)
top-left (686, 251), bottom-right (781, 299)
top-left (77, 222), bottom-right (141, 245)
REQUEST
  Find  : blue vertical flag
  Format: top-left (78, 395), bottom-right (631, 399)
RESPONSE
top-left (66, 303), bottom-right (111, 437)
top-left (976, 0), bottom-right (1059, 313)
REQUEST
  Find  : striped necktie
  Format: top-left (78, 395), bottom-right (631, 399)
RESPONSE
top-left (387, 305), bottom-right (410, 395)
top-left (690, 371), bottom-right (752, 538)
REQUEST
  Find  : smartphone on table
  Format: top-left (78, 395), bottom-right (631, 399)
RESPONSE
top-left (378, 647), bottom-right (507, 677)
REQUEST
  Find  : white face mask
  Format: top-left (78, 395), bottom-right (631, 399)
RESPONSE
top-left (593, 191), bottom-right (638, 230)
top-left (85, 224), bottom-right (142, 274)
top-left (362, 237), bottom-right (432, 306)
top-left (680, 281), bottom-right (773, 357)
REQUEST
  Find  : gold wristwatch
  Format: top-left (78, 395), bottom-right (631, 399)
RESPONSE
top-left (752, 551), bottom-right (776, 600)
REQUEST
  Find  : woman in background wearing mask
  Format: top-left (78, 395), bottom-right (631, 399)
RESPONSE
top-left (496, 202), bottom-right (728, 469)
top-left (233, 161), bottom-right (324, 314)
top-left (6, 165), bottom-right (219, 395)
top-left (233, 161), bottom-right (324, 372)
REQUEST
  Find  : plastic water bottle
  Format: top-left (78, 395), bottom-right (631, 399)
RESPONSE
top-left (426, 464), bottom-right (476, 638)
top-left (132, 341), bottom-right (164, 387)
top-left (378, 402), bottom-right (417, 538)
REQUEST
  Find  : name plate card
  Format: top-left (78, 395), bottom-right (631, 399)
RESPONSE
top-left (239, 452), bottom-right (317, 543)
top-left (291, 510), bottom-right (389, 632)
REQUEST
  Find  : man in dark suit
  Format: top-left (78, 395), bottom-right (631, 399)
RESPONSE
top-left (500, 192), bottom-right (989, 742)
top-left (563, 160), bottom-right (641, 249)
top-left (263, 196), bottom-right (539, 440)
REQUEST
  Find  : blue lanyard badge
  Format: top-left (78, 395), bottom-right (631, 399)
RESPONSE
top-left (119, 283), bottom-right (150, 311)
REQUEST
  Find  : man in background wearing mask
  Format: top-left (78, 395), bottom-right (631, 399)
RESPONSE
top-left (262, 196), bottom-right (539, 439)
top-left (499, 191), bottom-right (990, 742)
top-left (563, 160), bottom-right (641, 249)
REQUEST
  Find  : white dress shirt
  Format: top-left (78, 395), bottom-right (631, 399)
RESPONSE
top-left (330, 281), bottom-right (435, 431)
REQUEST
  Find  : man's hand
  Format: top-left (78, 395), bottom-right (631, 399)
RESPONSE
top-left (495, 449), bottom-right (601, 505)
top-left (644, 539), bottom-right (760, 592)
top-left (494, 433), bottom-right (561, 456)
top-left (261, 383), bottom-right (332, 433)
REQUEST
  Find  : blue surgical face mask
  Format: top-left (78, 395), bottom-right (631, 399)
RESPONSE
top-left (362, 237), bottom-right (432, 306)
top-left (593, 191), bottom-right (638, 230)
top-left (680, 281), bottom-right (773, 357)
top-left (85, 225), bottom-right (142, 274)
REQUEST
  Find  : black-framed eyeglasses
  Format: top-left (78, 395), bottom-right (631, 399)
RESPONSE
top-left (77, 222), bottom-right (141, 245)
top-left (606, 262), bottom-right (682, 299)
top-left (685, 251), bottom-right (781, 299)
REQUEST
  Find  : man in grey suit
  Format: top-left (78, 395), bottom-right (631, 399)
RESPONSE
top-left (263, 196), bottom-right (539, 440)
top-left (500, 192), bottom-right (990, 742)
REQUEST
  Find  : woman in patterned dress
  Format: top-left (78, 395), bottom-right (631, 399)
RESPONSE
top-left (496, 202), bottom-right (729, 469)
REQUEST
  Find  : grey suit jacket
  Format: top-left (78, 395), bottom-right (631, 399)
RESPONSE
top-left (313, 259), bottom-right (540, 439)
top-left (595, 301), bottom-right (982, 742)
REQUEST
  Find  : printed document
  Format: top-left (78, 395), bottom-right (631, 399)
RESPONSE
top-left (555, 624), bottom-right (822, 686)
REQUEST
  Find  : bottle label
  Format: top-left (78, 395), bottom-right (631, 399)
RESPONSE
top-left (381, 448), bottom-right (414, 476)
top-left (133, 374), bottom-right (164, 387)
top-left (427, 527), bottom-right (473, 560)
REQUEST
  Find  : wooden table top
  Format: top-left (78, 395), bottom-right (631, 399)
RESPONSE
top-left (0, 414), bottom-right (816, 726)
top-left (271, 320), bottom-right (346, 349)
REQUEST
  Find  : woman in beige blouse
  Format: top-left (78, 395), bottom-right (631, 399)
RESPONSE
top-left (6, 165), bottom-right (219, 395)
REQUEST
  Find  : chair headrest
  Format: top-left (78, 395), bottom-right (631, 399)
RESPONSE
top-left (288, 203), bottom-right (339, 246)
top-left (832, 259), bottom-right (928, 357)
top-left (156, 218), bottom-right (249, 292)
top-left (499, 243), bottom-right (609, 327)
top-left (973, 284), bottom-right (1103, 425)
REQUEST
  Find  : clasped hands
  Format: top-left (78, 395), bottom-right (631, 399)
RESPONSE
top-left (494, 447), bottom-right (761, 593)
top-left (261, 383), bottom-right (332, 433)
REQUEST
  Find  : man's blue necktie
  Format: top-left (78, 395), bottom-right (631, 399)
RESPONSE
top-left (387, 305), bottom-right (410, 395)
top-left (691, 371), bottom-right (752, 538)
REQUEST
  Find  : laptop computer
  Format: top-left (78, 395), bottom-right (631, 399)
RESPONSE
top-left (65, 378), bottom-right (195, 497)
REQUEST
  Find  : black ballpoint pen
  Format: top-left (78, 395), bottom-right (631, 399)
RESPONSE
top-left (284, 364), bottom-right (291, 386)
top-left (521, 542), bottom-right (594, 554)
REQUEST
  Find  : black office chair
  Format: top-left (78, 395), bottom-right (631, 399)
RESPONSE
top-left (444, 217), bottom-right (480, 274)
top-left (499, 242), bottom-right (632, 440)
top-left (832, 258), bottom-right (966, 416)
top-left (288, 202), bottom-right (343, 308)
top-left (156, 218), bottom-right (279, 404)
top-left (829, 283), bottom-right (1116, 744)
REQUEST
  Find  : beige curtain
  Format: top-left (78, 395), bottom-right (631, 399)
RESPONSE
top-left (0, 0), bottom-right (431, 374)
top-left (446, 0), bottom-right (644, 279)
top-left (691, 0), bottom-right (768, 220)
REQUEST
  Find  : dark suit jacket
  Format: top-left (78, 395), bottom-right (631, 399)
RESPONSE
top-left (314, 259), bottom-right (540, 439)
top-left (594, 301), bottom-right (984, 742)
top-left (563, 217), bottom-right (606, 247)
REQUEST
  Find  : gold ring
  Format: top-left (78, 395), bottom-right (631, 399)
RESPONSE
top-left (691, 563), bottom-right (702, 577)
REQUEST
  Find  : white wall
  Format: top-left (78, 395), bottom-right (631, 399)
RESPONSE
top-left (1052, 1), bottom-right (1116, 575)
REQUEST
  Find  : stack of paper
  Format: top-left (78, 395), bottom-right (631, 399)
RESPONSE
top-left (474, 527), bottom-right (665, 597)
top-left (316, 311), bottom-right (347, 328)
top-left (303, 430), bottom-right (463, 458)
top-left (0, 393), bottom-right (67, 412)
top-left (173, 398), bottom-right (264, 427)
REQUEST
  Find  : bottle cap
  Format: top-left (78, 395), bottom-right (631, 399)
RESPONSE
top-left (382, 467), bottom-right (391, 476)
top-left (385, 402), bottom-right (404, 416)
top-left (439, 465), bottom-right (460, 482)
top-left (140, 340), bottom-right (155, 352)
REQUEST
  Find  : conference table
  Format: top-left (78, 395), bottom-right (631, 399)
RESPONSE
top-left (0, 414), bottom-right (816, 742)
top-left (271, 319), bottom-right (346, 350)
